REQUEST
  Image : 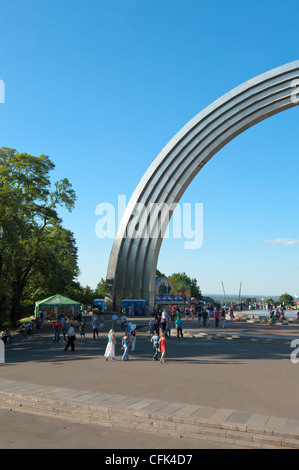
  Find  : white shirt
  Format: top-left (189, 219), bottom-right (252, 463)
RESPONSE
top-left (68, 326), bottom-right (75, 337)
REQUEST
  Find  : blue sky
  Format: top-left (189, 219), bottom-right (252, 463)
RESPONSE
top-left (1, 0), bottom-right (299, 297)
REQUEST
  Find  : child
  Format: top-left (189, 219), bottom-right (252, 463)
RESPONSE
top-left (151, 332), bottom-right (160, 361)
top-left (149, 319), bottom-right (155, 337)
top-left (79, 319), bottom-right (86, 338)
top-left (121, 332), bottom-right (130, 361)
top-left (158, 333), bottom-right (167, 363)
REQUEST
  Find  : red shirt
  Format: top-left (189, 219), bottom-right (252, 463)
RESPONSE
top-left (159, 337), bottom-right (167, 352)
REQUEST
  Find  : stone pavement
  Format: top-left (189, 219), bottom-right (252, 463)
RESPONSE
top-left (1, 315), bottom-right (299, 448)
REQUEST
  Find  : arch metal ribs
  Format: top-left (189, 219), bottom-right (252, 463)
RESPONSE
top-left (105, 60), bottom-right (299, 311)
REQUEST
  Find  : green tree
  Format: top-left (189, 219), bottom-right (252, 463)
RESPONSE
top-left (278, 293), bottom-right (294, 306)
top-left (65, 282), bottom-right (96, 306)
top-left (156, 269), bottom-right (166, 278)
top-left (167, 272), bottom-right (202, 299)
top-left (95, 277), bottom-right (106, 299)
top-left (264, 298), bottom-right (277, 307)
top-left (0, 147), bottom-right (77, 326)
top-left (22, 224), bottom-right (79, 307)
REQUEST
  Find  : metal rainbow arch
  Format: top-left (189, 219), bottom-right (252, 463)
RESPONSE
top-left (105, 60), bottom-right (299, 311)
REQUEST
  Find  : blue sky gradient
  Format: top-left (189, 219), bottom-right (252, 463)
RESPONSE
top-left (1, 0), bottom-right (299, 296)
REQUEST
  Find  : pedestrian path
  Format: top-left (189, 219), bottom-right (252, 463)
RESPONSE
top-left (2, 316), bottom-right (299, 449)
top-left (183, 329), bottom-right (297, 344)
top-left (0, 377), bottom-right (298, 449)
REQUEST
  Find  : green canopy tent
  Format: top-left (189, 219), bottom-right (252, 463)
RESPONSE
top-left (35, 294), bottom-right (81, 318)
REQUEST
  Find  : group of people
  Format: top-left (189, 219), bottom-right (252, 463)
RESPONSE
top-left (104, 311), bottom-right (168, 363)
top-left (147, 308), bottom-right (183, 363)
top-left (197, 305), bottom-right (228, 328)
top-left (52, 317), bottom-right (77, 351)
top-left (268, 307), bottom-right (288, 325)
top-left (104, 323), bottom-right (167, 363)
top-left (104, 321), bottom-right (137, 361)
top-left (152, 303), bottom-right (230, 331)
top-left (50, 303), bottom-right (230, 360)
top-left (148, 308), bottom-right (183, 339)
top-left (51, 312), bottom-right (106, 351)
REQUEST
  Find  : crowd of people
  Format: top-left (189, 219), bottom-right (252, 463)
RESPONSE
top-left (102, 303), bottom-right (234, 363)
top-left (153, 303), bottom-right (232, 329)
top-left (50, 311), bottom-right (106, 351)
top-left (46, 303), bottom-right (236, 361)
top-left (6, 299), bottom-right (296, 360)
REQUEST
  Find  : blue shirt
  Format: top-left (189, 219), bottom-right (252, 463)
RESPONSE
top-left (151, 334), bottom-right (160, 347)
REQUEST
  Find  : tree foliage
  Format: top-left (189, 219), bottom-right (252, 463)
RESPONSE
top-left (0, 147), bottom-right (78, 326)
top-left (156, 270), bottom-right (202, 299)
top-left (278, 293), bottom-right (294, 305)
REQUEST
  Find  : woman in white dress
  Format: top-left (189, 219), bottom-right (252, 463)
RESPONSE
top-left (104, 329), bottom-right (116, 360)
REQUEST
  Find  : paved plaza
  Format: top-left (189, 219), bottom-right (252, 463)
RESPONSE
top-left (1, 313), bottom-right (299, 449)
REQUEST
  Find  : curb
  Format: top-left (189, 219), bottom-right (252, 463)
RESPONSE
top-left (0, 378), bottom-right (298, 449)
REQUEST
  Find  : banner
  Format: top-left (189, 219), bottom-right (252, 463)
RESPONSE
top-left (155, 277), bottom-right (191, 303)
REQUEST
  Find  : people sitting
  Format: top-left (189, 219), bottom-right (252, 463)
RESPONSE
top-left (18, 321), bottom-right (33, 335)
top-left (1, 328), bottom-right (12, 344)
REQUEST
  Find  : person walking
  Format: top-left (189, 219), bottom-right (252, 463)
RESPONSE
top-left (111, 313), bottom-right (118, 331)
top-left (53, 320), bottom-right (60, 343)
top-left (206, 307), bottom-right (210, 326)
top-left (202, 309), bottom-right (208, 327)
top-left (151, 332), bottom-right (160, 361)
top-left (149, 319), bottom-right (155, 337)
top-left (104, 329), bottom-right (116, 361)
top-left (165, 317), bottom-right (172, 340)
top-left (215, 308), bottom-right (220, 328)
top-left (161, 309), bottom-right (167, 333)
top-left (99, 315), bottom-right (105, 332)
top-left (41, 309), bottom-right (46, 327)
top-left (92, 312), bottom-right (100, 339)
top-left (120, 313), bottom-right (127, 331)
top-left (159, 333), bottom-right (167, 363)
top-left (61, 318), bottom-right (68, 342)
top-left (185, 306), bottom-right (189, 319)
top-left (79, 318), bottom-right (86, 338)
top-left (64, 323), bottom-right (76, 351)
top-left (221, 308), bottom-right (226, 328)
top-left (176, 316), bottom-right (183, 338)
top-left (154, 317), bottom-right (160, 335)
top-left (129, 325), bottom-right (137, 352)
top-left (121, 331), bottom-right (130, 361)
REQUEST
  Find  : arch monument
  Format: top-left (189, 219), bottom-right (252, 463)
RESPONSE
top-left (105, 60), bottom-right (299, 312)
